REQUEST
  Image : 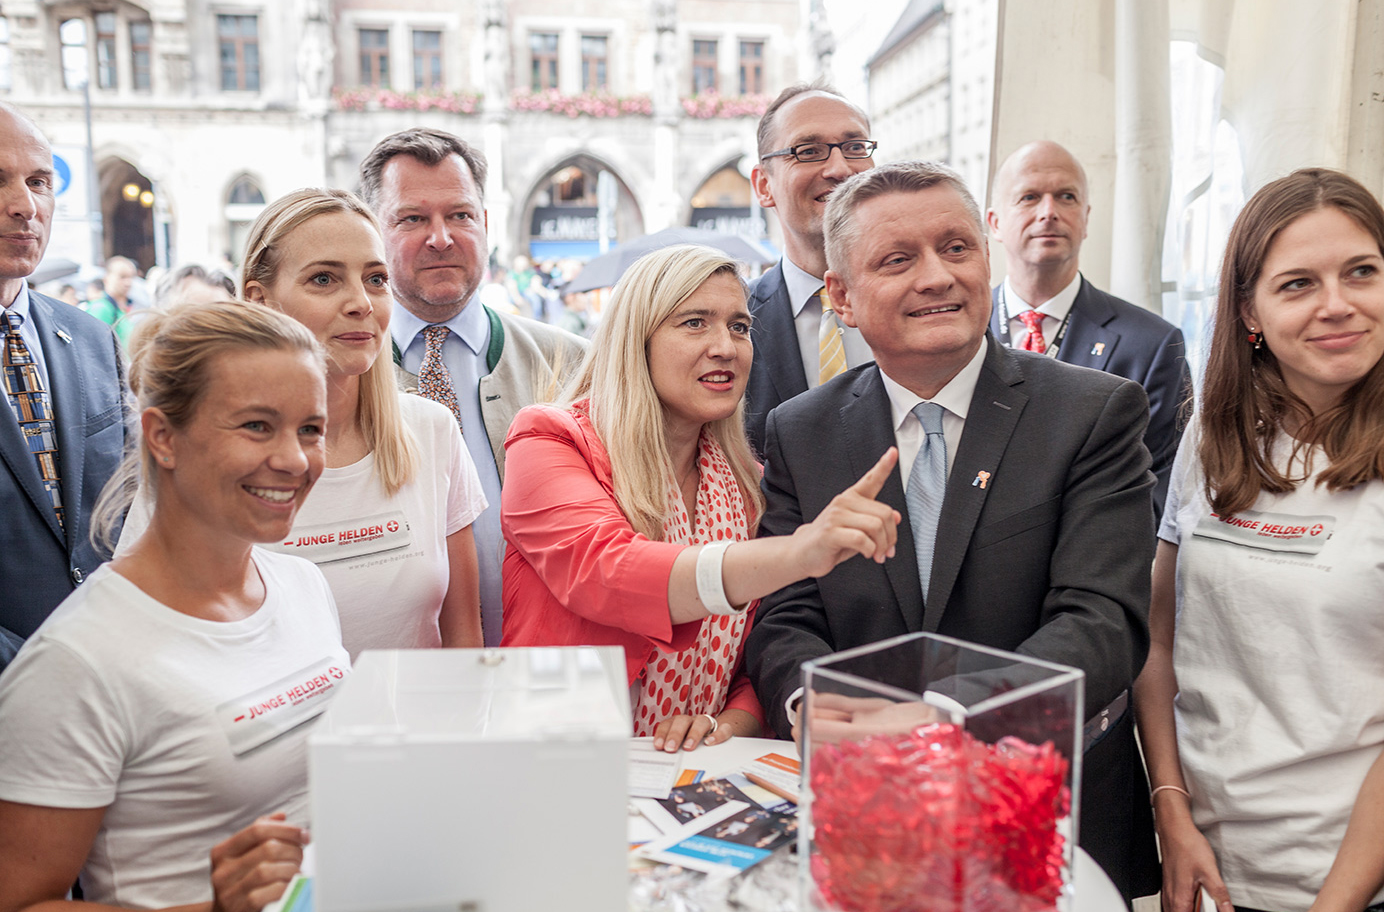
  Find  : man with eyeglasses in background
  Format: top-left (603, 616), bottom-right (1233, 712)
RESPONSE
top-left (744, 83), bottom-right (878, 454)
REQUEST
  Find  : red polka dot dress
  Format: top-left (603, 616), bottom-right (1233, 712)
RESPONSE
top-left (632, 431), bottom-right (751, 736)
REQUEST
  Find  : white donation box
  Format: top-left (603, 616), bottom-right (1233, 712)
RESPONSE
top-left (310, 647), bottom-right (630, 912)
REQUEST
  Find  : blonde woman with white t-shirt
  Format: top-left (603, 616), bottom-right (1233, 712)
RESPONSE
top-left (240, 188), bottom-right (486, 658)
top-left (0, 301), bottom-right (347, 911)
top-left (1135, 169), bottom-right (1384, 912)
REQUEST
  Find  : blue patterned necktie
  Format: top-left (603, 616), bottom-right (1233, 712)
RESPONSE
top-left (2, 311), bottom-right (63, 528)
top-left (905, 401), bottom-right (947, 601)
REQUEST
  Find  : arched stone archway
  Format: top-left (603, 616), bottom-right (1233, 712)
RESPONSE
top-left (516, 153), bottom-right (644, 264)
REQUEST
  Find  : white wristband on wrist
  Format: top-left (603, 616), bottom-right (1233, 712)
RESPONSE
top-left (695, 541), bottom-right (742, 616)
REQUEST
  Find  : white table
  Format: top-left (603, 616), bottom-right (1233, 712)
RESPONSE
top-left (278, 736), bottom-right (1126, 912)
top-left (635, 736), bottom-right (1127, 912)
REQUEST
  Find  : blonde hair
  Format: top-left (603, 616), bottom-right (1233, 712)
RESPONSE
top-left (241, 187), bottom-right (418, 496)
top-left (564, 245), bottom-right (763, 540)
top-left (91, 301), bottom-right (326, 551)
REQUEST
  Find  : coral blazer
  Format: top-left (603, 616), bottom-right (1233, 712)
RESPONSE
top-left (500, 404), bottom-right (762, 722)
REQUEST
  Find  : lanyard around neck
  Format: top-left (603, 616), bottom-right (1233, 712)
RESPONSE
top-left (995, 285), bottom-right (1072, 359)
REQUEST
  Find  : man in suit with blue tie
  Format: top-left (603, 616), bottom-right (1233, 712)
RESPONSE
top-left (745, 161), bottom-right (1160, 901)
top-left (0, 103), bottom-right (126, 670)
top-left (744, 84), bottom-right (877, 455)
top-left (987, 141), bottom-right (1191, 518)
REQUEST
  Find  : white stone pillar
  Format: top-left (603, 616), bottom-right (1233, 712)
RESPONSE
top-left (1109, 0), bottom-right (1171, 311)
top-left (485, 118), bottom-right (512, 265)
top-left (1346, 0), bottom-right (1384, 198)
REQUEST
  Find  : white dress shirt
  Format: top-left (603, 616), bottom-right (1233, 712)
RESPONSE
top-left (782, 256), bottom-right (873, 386)
top-left (878, 340), bottom-right (988, 481)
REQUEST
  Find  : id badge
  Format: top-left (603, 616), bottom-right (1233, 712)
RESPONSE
top-left (274, 510), bottom-right (412, 564)
top-left (216, 657), bottom-right (349, 756)
top-left (1192, 508), bottom-right (1335, 555)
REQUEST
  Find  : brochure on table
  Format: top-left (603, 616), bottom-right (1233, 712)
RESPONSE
top-left (635, 777), bottom-right (798, 875)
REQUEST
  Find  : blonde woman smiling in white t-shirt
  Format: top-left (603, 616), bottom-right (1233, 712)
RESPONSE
top-left (240, 188), bottom-right (486, 657)
top-left (0, 301), bottom-right (348, 911)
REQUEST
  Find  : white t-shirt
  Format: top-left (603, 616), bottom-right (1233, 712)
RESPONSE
top-left (0, 551), bottom-right (350, 909)
top-left (264, 394), bottom-right (486, 657)
top-left (1159, 415), bottom-right (1384, 911)
top-left (119, 394), bottom-right (487, 659)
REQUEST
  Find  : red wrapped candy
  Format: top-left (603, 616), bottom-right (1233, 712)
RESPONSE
top-left (809, 722), bottom-right (1069, 912)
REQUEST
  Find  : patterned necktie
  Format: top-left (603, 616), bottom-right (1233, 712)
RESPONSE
top-left (905, 401), bottom-right (947, 601)
top-left (1018, 309), bottom-right (1047, 354)
top-left (418, 324), bottom-right (464, 432)
top-left (2, 312), bottom-right (63, 528)
top-left (817, 286), bottom-right (847, 385)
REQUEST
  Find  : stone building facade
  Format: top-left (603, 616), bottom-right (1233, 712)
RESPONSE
top-left (865, 0), bottom-right (996, 202)
top-left (3, 0), bottom-right (815, 275)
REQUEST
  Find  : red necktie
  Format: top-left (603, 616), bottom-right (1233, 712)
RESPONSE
top-left (1018, 310), bottom-right (1047, 354)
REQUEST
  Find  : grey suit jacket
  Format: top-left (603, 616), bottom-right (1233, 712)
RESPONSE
top-left (0, 291), bottom-right (127, 655)
top-left (744, 263), bottom-right (808, 457)
top-left (990, 278), bottom-right (1191, 517)
top-left (744, 336), bottom-right (1160, 896)
top-left (394, 305), bottom-right (587, 481)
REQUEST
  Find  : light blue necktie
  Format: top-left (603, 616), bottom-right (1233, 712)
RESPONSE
top-left (906, 401), bottom-right (947, 601)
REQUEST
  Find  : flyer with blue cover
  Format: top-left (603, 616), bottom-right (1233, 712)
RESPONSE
top-left (635, 778), bottom-right (797, 874)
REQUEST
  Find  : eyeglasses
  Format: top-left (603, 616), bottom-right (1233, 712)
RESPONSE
top-left (760, 140), bottom-right (878, 164)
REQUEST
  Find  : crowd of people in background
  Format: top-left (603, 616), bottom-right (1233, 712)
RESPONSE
top-left (37, 241), bottom-right (599, 348)
top-left (2, 69), bottom-right (1383, 912)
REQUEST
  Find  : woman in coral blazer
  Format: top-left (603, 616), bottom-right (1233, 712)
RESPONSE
top-left (501, 245), bottom-right (899, 752)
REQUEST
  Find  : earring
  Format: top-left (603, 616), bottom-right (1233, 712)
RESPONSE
top-left (162, 456), bottom-right (170, 463)
top-left (1247, 327), bottom-right (1263, 350)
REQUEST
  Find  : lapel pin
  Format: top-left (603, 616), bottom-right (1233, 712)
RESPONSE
top-left (972, 470), bottom-right (991, 489)
top-left (1090, 342), bottom-right (1105, 356)
top-left (56, 329), bottom-right (73, 344)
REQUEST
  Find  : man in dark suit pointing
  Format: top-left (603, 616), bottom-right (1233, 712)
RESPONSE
top-left (745, 160), bottom-right (1160, 901)
top-left (0, 102), bottom-right (126, 670)
top-left (987, 140), bottom-right (1190, 517)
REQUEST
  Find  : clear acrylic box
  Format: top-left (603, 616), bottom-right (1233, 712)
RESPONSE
top-left (799, 632), bottom-right (1084, 912)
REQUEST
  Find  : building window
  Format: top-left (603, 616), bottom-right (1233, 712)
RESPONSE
top-left (359, 28), bottom-right (389, 88)
top-left (226, 176), bottom-right (267, 271)
top-left (130, 21), bottom-right (152, 92)
top-left (530, 32), bottom-right (558, 90)
top-left (60, 18), bottom-right (88, 89)
top-left (217, 14), bottom-right (260, 92)
top-left (0, 18), bottom-right (11, 92)
top-left (581, 35), bottom-right (607, 92)
top-left (692, 39), bottom-right (718, 94)
top-left (95, 11), bottom-right (116, 89)
top-left (412, 30), bottom-right (442, 90)
top-left (738, 40), bottom-right (763, 95)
